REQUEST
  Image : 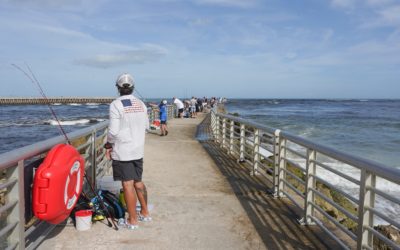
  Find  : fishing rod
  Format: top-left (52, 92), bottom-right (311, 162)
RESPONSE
top-left (11, 64), bottom-right (70, 144)
top-left (12, 63), bottom-right (119, 231)
top-left (134, 88), bottom-right (146, 102)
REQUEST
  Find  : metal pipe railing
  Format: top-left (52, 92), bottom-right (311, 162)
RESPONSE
top-left (210, 110), bottom-right (400, 250)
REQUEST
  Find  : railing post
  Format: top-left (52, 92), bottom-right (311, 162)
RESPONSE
top-left (216, 115), bottom-right (220, 143)
top-left (272, 129), bottom-right (281, 197)
top-left (8, 160), bottom-right (25, 249)
top-left (301, 149), bottom-right (316, 225)
top-left (229, 120), bottom-right (234, 154)
top-left (357, 170), bottom-right (375, 249)
top-left (171, 105), bottom-right (175, 119)
top-left (252, 128), bottom-right (260, 176)
top-left (222, 118), bottom-right (227, 149)
top-left (278, 138), bottom-right (287, 197)
top-left (152, 108), bottom-right (157, 122)
top-left (213, 113), bottom-right (217, 138)
top-left (210, 112), bottom-right (215, 137)
top-left (91, 130), bottom-right (97, 188)
top-left (239, 124), bottom-right (245, 162)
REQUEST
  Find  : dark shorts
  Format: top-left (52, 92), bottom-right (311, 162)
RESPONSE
top-left (112, 158), bottom-right (143, 182)
top-left (160, 120), bottom-right (167, 125)
top-left (178, 108), bottom-right (183, 114)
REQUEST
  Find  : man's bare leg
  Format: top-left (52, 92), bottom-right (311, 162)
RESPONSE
top-left (160, 125), bottom-right (165, 135)
top-left (134, 182), bottom-right (150, 217)
top-left (122, 180), bottom-right (138, 225)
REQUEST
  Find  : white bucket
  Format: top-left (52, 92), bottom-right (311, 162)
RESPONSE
top-left (75, 210), bottom-right (92, 231)
top-left (97, 176), bottom-right (121, 195)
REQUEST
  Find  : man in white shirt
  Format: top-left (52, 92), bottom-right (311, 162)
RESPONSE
top-left (105, 73), bottom-right (151, 229)
top-left (173, 97), bottom-right (184, 118)
top-left (190, 97), bottom-right (197, 118)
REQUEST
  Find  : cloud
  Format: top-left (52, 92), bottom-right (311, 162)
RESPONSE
top-left (330, 0), bottom-right (356, 8)
top-left (188, 18), bottom-right (213, 26)
top-left (194, 0), bottom-right (258, 8)
top-left (367, 0), bottom-right (394, 7)
top-left (378, 5), bottom-right (400, 26)
top-left (75, 46), bottom-right (168, 68)
top-left (285, 52), bottom-right (297, 60)
top-left (360, 4), bottom-right (400, 28)
top-left (322, 29), bottom-right (335, 42)
top-left (0, 0), bottom-right (107, 12)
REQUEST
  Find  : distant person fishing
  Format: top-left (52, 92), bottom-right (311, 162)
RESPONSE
top-left (149, 100), bottom-right (169, 136)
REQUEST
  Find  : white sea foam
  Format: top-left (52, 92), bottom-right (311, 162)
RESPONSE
top-left (45, 118), bottom-right (106, 126)
top-left (51, 103), bottom-right (62, 106)
top-left (86, 103), bottom-right (99, 106)
top-left (47, 119), bottom-right (90, 126)
top-left (291, 157), bottom-right (400, 225)
top-left (68, 103), bottom-right (82, 106)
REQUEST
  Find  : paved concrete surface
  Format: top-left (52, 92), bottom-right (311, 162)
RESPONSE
top-left (38, 114), bottom-right (340, 250)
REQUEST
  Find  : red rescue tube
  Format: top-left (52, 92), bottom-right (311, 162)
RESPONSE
top-left (32, 144), bottom-right (85, 224)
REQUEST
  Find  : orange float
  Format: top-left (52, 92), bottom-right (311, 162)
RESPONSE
top-left (32, 144), bottom-right (85, 224)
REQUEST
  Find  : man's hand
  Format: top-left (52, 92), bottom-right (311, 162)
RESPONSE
top-left (105, 148), bottom-right (112, 160)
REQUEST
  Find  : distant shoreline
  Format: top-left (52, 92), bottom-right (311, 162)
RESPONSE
top-left (0, 97), bottom-right (114, 105)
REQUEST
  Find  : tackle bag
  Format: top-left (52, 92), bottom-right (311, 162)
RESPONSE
top-left (98, 189), bottom-right (126, 219)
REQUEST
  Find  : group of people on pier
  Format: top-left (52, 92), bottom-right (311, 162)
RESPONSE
top-left (172, 96), bottom-right (222, 119)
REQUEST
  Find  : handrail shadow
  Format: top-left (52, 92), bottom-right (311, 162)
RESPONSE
top-left (201, 141), bottom-right (340, 249)
top-left (199, 139), bottom-right (342, 249)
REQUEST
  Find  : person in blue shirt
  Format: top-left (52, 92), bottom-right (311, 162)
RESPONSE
top-left (159, 100), bottom-right (169, 136)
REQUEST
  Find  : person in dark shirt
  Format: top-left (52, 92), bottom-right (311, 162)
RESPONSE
top-left (159, 100), bottom-right (169, 136)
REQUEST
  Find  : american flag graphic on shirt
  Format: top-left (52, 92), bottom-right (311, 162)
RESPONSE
top-left (121, 99), bottom-right (144, 113)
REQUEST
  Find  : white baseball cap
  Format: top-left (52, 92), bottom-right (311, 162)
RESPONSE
top-left (162, 100), bottom-right (167, 104)
top-left (116, 73), bottom-right (134, 88)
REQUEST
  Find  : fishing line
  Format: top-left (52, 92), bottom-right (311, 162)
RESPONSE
top-left (134, 88), bottom-right (146, 102)
top-left (12, 63), bottom-right (119, 231)
top-left (11, 63), bottom-right (70, 144)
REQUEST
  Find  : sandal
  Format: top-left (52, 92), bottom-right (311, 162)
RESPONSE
top-left (138, 214), bottom-right (152, 222)
top-left (126, 222), bottom-right (139, 230)
top-left (118, 218), bottom-right (139, 230)
top-left (118, 218), bottom-right (126, 227)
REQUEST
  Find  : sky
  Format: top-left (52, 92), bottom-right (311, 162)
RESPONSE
top-left (0, 0), bottom-right (399, 99)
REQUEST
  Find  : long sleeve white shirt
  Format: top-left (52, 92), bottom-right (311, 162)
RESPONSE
top-left (107, 95), bottom-right (149, 161)
top-left (173, 98), bottom-right (184, 109)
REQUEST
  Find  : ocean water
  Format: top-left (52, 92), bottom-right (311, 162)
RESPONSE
top-left (0, 103), bottom-right (110, 152)
top-left (0, 98), bottom-right (162, 154)
top-left (225, 99), bottom-right (400, 168)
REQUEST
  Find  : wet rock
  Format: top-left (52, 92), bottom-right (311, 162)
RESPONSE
top-left (374, 225), bottom-right (400, 250)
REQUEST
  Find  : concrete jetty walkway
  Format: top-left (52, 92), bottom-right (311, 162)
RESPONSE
top-left (38, 114), bottom-right (340, 250)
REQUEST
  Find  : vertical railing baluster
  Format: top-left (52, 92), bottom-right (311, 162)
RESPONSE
top-left (91, 130), bottom-right (97, 188)
top-left (216, 115), bottom-right (220, 143)
top-left (273, 129), bottom-right (281, 197)
top-left (252, 128), bottom-right (260, 176)
top-left (357, 170), bottom-right (375, 250)
top-left (222, 118), bottom-right (226, 149)
top-left (210, 112), bottom-right (215, 137)
top-left (229, 120), bottom-right (234, 154)
top-left (302, 149), bottom-right (316, 225)
top-left (18, 160), bottom-right (25, 250)
top-left (278, 138), bottom-right (287, 197)
top-left (8, 160), bottom-right (25, 249)
top-left (239, 124), bottom-right (245, 162)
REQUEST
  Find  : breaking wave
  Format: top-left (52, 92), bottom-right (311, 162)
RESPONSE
top-left (45, 118), bottom-right (105, 126)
